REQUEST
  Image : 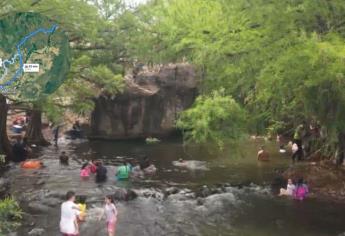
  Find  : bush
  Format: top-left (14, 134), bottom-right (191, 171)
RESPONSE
top-left (176, 89), bottom-right (246, 149)
top-left (0, 197), bottom-right (23, 234)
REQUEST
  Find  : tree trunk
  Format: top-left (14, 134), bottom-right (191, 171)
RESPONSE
top-left (0, 94), bottom-right (12, 162)
top-left (25, 106), bottom-right (50, 146)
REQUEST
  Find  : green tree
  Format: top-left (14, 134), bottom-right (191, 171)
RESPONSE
top-left (177, 89), bottom-right (246, 149)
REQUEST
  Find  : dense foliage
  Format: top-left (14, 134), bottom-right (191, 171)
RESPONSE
top-left (177, 90), bottom-right (246, 149)
top-left (122, 0), bottom-right (345, 154)
top-left (2, 0), bottom-right (345, 154)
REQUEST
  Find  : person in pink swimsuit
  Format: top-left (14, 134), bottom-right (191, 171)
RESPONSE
top-left (99, 195), bottom-right (118, 236)
top-left (80, 163), bottom-right (90, 178)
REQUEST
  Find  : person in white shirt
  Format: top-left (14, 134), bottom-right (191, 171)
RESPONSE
top-left (279, 179), bottom-right (296, 196)
top-left (60, 191), bottom-right (81, 236)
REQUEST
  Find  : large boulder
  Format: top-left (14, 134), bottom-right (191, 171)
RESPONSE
top-left (90, 63), bottom-right (198, 139)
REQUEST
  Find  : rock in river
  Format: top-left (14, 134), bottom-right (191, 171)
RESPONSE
top-left (28, 228), bottom-right (45, 236)
top-left (90, 63), bottom-right (198, 139)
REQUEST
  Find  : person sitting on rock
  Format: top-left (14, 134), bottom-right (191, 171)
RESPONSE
top-left (279, 178), bottom-right (296, 196)
top-left (60, 151), bottom-right (69, 165)
top-left (257, 146), bottom-right (269, 161)
top-left (96, 161), bottom-right (107, 182)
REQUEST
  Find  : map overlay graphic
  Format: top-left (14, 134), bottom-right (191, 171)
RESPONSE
top-left (0, 12), bottom-right (70, 100)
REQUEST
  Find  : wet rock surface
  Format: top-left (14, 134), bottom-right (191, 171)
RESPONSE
top-left (28, 228), bottom-right (45, 236)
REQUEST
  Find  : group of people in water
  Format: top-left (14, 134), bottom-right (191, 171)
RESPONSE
top-left (58, 155), bottom-right (157, 236)
top-left (73, 155), bottom-right (157, 183)
top-left (10, 119), bottom-right (316, 236)
top-left (279, 178), bottom-right (309, 201)
top-left (256, 121), bottom-right (322, 163)
top-left (255, 123), bottom-right (314, 201)
top-left (60, 191), bottom-right (117, 236)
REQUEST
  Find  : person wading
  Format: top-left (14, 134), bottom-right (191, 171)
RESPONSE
top-left (60, 191), bottom-right (81, 236)
top-left (257, 146), bottom-right (269, 161)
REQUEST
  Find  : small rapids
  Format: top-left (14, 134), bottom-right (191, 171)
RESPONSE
top-left (5, 139), bottom-right (345, 236)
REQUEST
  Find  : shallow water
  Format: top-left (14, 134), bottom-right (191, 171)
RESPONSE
top-left (8, 138), bottom-right (345, 236)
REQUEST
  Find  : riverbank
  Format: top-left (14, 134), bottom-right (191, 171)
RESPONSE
top-left (283, 161), bottom-right (345, 202)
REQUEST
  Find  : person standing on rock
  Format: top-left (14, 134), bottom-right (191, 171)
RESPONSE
top-left (60, 191), bottom-right (81, 236)
top-left (293, 123), bottom-right (305, 161)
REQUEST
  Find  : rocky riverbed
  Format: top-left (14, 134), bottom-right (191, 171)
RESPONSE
top-left (3, 139), bottom-right (345, 236)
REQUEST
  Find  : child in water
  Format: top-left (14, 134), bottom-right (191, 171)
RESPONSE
top-left (279, 178), bottom-right (295, 196)
top-left (294, 178), bottom-right (309, 200)
top-left (80, 163), bottom-right (90, 178)
top-left (77, 195), bottom-right (87, 222)
top-left (99, 195), bottom-right (118, 236)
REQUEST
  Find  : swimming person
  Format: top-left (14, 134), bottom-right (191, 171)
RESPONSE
top-left (279, 178), bottom-right (296, 196)
top-left (60, 151), bottom-right (69, 165)
top-left (99, 195), bottom-right (118, 236)
top-left (257, 146), bottom-right (269, 161)
top-left (80, 163), bottom-right (90, 178)
top-left (60, 191), bottom-right (80, 236)
top-left (96, 161), bottom-right (108, 182)
top-left (294, 178), bottom-right (309, 200)
top-left (116, 161), bottom-right (130, 180)
top-left (139, 155), bottom-right (150, 170)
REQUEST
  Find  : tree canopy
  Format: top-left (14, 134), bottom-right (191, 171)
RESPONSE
top-left (2, 0), bottom-right (345, 154)
top-left (124, 0), bottom-right (345, 152)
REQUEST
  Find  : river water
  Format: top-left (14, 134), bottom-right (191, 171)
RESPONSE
top-left (7, 138), bottom-right (345, 236)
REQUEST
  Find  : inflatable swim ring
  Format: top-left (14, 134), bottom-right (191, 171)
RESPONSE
top-left (21, 160), bottom-right (42, 169)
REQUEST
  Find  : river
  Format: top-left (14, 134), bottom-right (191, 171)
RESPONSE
top-left (7, 138), bottom-right (345, 236)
